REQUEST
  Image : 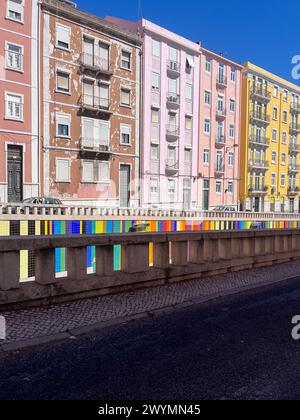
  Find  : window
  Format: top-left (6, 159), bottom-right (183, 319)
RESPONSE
top-left (99, 84), bottom-right (109, 108)
top-left (274, 86), bottom-right (279, 98)
top-left (169, 47), bottom-right (178, 62)
top-left (227, 181), bottom-right (233, 194)
top-left (5, 93), bottom-right (22, 120)
top-left (99, 161), bottom-right (109, 181)
top-left (56, 71), bottom-right (70, 93)
top-left (230, 68), bottom-right (236, 82)
top-left (121, 50), bottom-right (131, 70)
top-left (205, 57), bottom-right (211, 73)
top-left (272, 129), bottom-right (277, 142)
top-left (186, 83), bottom-right (193, 101)
top-left (152, 72), bottom-right (160, 91)
top-left (99, 42), bottom-right (110, 70)
top-left (229, 124), bottom-right (235, 139)
top-left (282, 131), bottom-right (287, 144)
top-left (152, 40), bottom-right (161, 58)
top-left (7, 0), bottom-right (23, 22)
top-left (168, 179), bottom-right (176, 195)
top-left (273, 107), bottom-right (278, 120)
top-left (6, 43), bottom-right (23, 71)
top-left (228, 152), bottom-right (234, 166)
top-left (99, 120), bottom-right (110, 146)
top-left (56, 114), bottom-right (71, 138)
top-left (204, 119), bottom-right (211, 134)
top-left (56, 159), bottom-right (70, 182)
top-left (185, 116), bottom-right (192, 130)
top-left (283, 110), bottom-right (288, 123)
top-left (230, 99), bottom-right (236, 113)
top-left (204, 90), bottom-right (211, 106)
top-left (271, 173), bottom-right (276, 187)
top-left (203, 149), bottom-right (209, 164)
top-left (151, 145), bottom-right (159, 160)
top-left (281, 174), bottom-right (285, 188)
top-left (151, 109), bottom-right (160, 124)
top-left (150, 178), bottom-right (159, 197)
top-left (120, 124), bottom-right (131, 145)
top-left (272, 151), bottom-right (277, 164)
top-left (186, 55), bottom-right (195, 72)
top-left (216, 181), bottom-right (222, 194)
top-left (56, 24), bottom-right (71, 50)
top-left (82, 161), bottom-right (96, 183)
top-left (283, 90), bottom-right (288, 101)
top-left (121, 88), bottom-right (131, 106)
top-left (282, 153), bottom-right (286, 165)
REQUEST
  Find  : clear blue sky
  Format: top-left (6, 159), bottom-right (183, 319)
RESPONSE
top-left (75, 0), bottom-right (300, 84)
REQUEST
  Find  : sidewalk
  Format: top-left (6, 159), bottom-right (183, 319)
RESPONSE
top-left (1, 260), bottom-right (300, 352)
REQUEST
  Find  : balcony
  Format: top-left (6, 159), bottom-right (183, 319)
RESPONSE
top-left (165, 159), bottom-right (179, 174)
top-left (215, 135), bottom-right (226, 148)
top-left (167, 60), bottom-right (181, 76)
top-left (290, 123), bottom-right (300, 135)
top-left (79, 95), bottom-right (112, 116)
top-left (216, 108), bottom-right (226, 120)
top-left (288, 186), bottom-right (300, 196)
top-left (216, 75), bottom-right (227, 88)
top-left (166, 125), bottom-right (180, 142)
top-left (248, 185), bottom-right (268, 195)
top-left (289, 143), bottom-right (300, 154)
top-left (166, 93), bottom-right (180, 109)
top-left (291, 103), bottom-right (300, 114)
top-left (249, 159), bottom-right (269, 170)
top-left (80, 53), bottom-right (112, 76)
top-left (250, 86), bottom-right (271, 102)
top-left (249, 135), bottom-right (270, 148)
top-left (215, 164), bottom-right (225, 176)
top-left (289, 164), bottom-right (300, 174)
top-left (80, 138), bottom-right (111, 154)
top-left (250, 111), bottom-right (270, 126)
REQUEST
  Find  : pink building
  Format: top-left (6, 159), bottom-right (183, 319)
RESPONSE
top-left (107, 17), bottom-right (200, 210)
top-left (0, 0), bottom-right (39, 202)
top-left (198, 49), bottom-right (242, 210)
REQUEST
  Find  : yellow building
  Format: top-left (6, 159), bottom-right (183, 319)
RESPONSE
top-left (240, 62), bottom-right (300, 213)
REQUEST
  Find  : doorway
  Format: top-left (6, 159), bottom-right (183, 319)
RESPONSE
top-left (7, 145), bottom-right (23, 203)
top-left (120, 164), bottom-right (130, 208)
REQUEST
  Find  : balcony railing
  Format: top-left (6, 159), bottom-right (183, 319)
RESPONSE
top-left (216, 75), bottom-right (227, 87)
top-left (289, 143), bottom-right (300, 154)
top-left (215, 135), bottom-right (226, 147)
top-left (249, 159), bottom-right (269, 170)
top-left (80, 53), bottom-right (112, 75)
top-left (289, 164), bottom-right (300, 173)
top-left (80, 95), bottom-right (112, 114)
top-left (166, 125), bottom-right (180, 140)
top-left (290, 123), bottom-right (300, 134)
top-left (291, 103), bottom-right (300, 114)
top-left (165, 159), bottom-right (179, 172)
top-left (216, 108), bottom-right (226, 119)
top-left (250, 111), bottom-right (270, 125)
top-left (167, 60), bottom-right (181, 75)
top-left (215, 164), bottom-right (225, 175)
top-left (251, 86), bottom-right (271, 102)
top-left (249, 135), bottom-right (270, 147)
top-left (81, 137), bottom-right (111, 153)
top-left (248, 185), bottom-right (268, 195)
top-left (167, 93), bottom-right (180, 108)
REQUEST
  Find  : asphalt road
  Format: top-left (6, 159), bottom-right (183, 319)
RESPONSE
top-left (1, 277), bottom-right (300, 400)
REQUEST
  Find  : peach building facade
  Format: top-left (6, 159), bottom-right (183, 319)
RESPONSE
top-left (0, 0), bottom-right (39, 202)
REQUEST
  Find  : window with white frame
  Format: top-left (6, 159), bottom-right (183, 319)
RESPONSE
top-left (204, 119), bottom-right (211, 134)
top-left (202, 149), bottom-right (209, 165)
top-left (230, 99), bottom-right (236, 112)
top-left (272, 129), bottom-right (277, 142)
top-left (271, 173), bottom-right (276, 187)
top-left (274, 86), bottom-right (279, 98)
top-left (7, 0), bottom-right (24, 22)
top-left (229, 124), bottom-right (235, 139)
top-left (283, 110), bottom-right (288, 123)
top-left (227, 181), bottom-right (233, 194)
top-left (82, 161), bottom-right (96, 183)
top-left (151, 108), bottom-right (160, 124)
top-left (281, 174), bottom-right (285, 188)
top-left (120, 124), bottom-right (131, 145)
top-left (150, 177), bottom-right (159, 197)
top-left (99, 120), bottom-right (109, 146)
top-left (186, 83), bottom-right (193, 101)
top-left (283, 90), bottom-right (288, 101)
top-left (271, 151), bottom-right (277, 164)
top-left (273, 107), bottom-right (278, 120)
top-left (282, 131), bottom-right (287, 144)
top-left (56, 113), bottom-right (71, 138)
top-left (121, 50), bottom-right (131, 70)
top-left (167, 178), bottom-right (176, 195)
top-left (228, 152), bottom-right (234, 166)
top-left (204, 90), bottom-right (211, 106)
top-left (282, 153), bottom-right (286, 165)
top-left (151, 144), bottom-right (159, 160)
top-left (205, 57), bottom-right (211, 73)
top-left (152, 72), bottom-right (160, 92)
top-left (99, 161), bottom-right (109, 181)
top-left (152, 40), bottom-right (161, 58)
top-left (56, 70), bottom-right (70, 93)
top-left (56, 24), bottom-right (71, 50)
top-left (216, 181), bottom-right (222, 194)
top-left (6, 43), bottom-right (23, 71)
top-left (185, 116), bottom-right (192, 130)
top-left (56, 159), bottom-right (70, 182)
top-left (230, 68), bottom-right (236, 82)
top-left (5, 93), bottom-right (23, 120)
top-left (121, 88), bottom-right (131, 106)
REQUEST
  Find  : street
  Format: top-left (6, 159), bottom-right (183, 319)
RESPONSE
top-left (1, 276), bottom-right (300, 400)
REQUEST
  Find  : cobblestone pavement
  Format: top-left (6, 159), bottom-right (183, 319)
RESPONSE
top-left (1, 261), bottom-right (300, 346)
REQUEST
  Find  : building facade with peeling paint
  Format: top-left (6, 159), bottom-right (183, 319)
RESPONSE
top-left (107, 17), bottom-right (201, 210)
top-left (0, 0), bottom-right (39, 203)
top-left (40, 0), bottom-right (142, 207)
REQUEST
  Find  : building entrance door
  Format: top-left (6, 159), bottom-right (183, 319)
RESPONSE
top-left (7, 145), bottom-right (23, 203)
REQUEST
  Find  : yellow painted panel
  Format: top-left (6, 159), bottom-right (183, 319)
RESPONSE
top-left (20, 250), bottom-right (28, 280)
top-left (0, 221), bottom-right (9, 236)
